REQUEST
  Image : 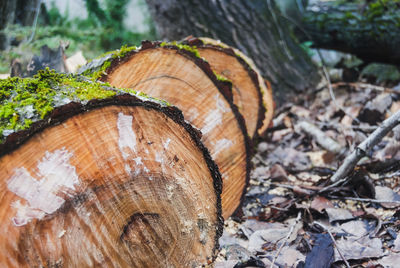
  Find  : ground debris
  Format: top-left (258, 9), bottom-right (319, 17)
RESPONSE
top-left (215, 80), bottom-right (400, 267)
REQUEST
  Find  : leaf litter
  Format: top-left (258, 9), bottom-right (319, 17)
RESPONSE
top-left (213, 80), bottom-right (400, 267)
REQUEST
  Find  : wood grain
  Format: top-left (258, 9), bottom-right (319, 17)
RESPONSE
top-left (197, 46), bottom-right (263, 138)
top-left (197, 37), bottom-right (275, 135)
top-left (0, 105), bottom-right (220, 267)
top-left (104, 46), bottom-right (250, 218)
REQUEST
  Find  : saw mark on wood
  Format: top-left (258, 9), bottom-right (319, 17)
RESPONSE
top-left (7, 148), bottom-right (80, 226)
top-left (201, 94), bottom-right (230, 135)
top-left (212, 139), bottom-right (234, 158)
top-left (117, 112), bottom-right (137, 159)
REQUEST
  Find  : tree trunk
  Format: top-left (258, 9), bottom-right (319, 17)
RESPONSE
top-left (145, 0), bottom-right (320, 103)
top-left (0, 71), bottom-right (223, 267)
top-left (0, 0), bottom-right (17, 50)
top-left (0, 0), bottom-right (40, 50)
top-left (302, 0), bottom-right (400, 65)
top-left (79, 41), bottom-right (252, 219)
top-left (184, 37), bottom-right (275, 137)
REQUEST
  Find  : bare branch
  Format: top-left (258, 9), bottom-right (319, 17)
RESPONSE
top-left (329, 196), bottom-right (400, 205)
top-left (296, 121), bottom-right (343, 154)
top-left (330, 109), bottom-right (400, 183)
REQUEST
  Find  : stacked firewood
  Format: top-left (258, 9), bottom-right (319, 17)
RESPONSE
top-left (0, 37), bottom-right (274, 267)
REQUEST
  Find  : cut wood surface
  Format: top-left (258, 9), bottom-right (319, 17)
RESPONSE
top-left (191, 37), bottom-right (275, 136)
top-left (183, 37), bottom-right (265, 139)
top-left (79, 41), bottom-right (251, 219)
top-left (0, 72), bottom-right (223, 267)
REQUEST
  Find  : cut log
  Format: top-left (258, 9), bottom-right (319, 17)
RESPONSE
top-left (79, 41), bottom-right (251, 219)
top-left (0, 70), bottom-right (223, 267)
top-left (184, 37), bottom-right (275, 137)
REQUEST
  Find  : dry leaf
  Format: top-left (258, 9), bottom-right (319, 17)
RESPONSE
top-left (375, 186), bottom-right (400, 208)
top-left (325, 208), bottom-right (354, 223)
top-left (334, 236), bottom-right (383, 261)
top-left (311, 196), bottom-right (334, 213)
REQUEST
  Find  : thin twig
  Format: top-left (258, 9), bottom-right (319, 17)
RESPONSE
top-left (332, 82), bottom-right (397, 94)
top-left (323, 65), bottom-right (361, 124)
top-left (313, 221), bottom-right (351, 268)
top-left (318, 177), bottom-right (348, 194)
top-left (270, 212), bottom-right (301, 268)
top-left (329, 195), bottom-right (400, 205)
top-left (330, 109), bottom-right (400, 183)
top-left (313, 119), bottom-right (377, 131)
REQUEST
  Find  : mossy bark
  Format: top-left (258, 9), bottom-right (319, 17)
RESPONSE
top-left (145, 0), bottom-right (320, 103)
top-left (0, 69), bottom-right (168, 150)
top-left (302, 0), bottom-right (400, 65)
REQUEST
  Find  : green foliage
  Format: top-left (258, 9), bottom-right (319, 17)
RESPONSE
top-left (84, 0), bottom-right (136, 49)
top-left (305, 0), bottom-right (400, 35)
top-left (0, 0), bottom-right (157, 73)
top-left (300, 41), bottom-right (315, 57)
top-left (361, 63), bottom-right (400, 83)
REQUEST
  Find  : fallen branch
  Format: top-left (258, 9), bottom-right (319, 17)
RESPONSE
top-left (313, 120), bottom-right (377, 131)
top-left (332, 82), bottom-right (399, 95)
top-left (296, 121), bottom-right (342, 154)
top-left (328, 196), bottom-right (400, 205)
top-left (318, 178), bottom-right (348, 194)
top-left (330, 109), bottom-right (400, 183)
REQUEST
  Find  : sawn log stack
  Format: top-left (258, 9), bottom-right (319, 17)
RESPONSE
top-left (0, 38), bottom-right (274, 267)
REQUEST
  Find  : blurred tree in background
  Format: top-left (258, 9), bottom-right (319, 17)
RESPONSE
top-left (0, 0), bottom-right (157, 73)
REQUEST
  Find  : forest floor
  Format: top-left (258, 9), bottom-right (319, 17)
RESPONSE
top-left (214, 80), bottom-right (400, 267)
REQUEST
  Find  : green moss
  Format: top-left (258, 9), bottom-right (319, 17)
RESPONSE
top-left (83, 45), bottom-right (137, 80)
top-left (160, 41), bottom-right (201, 58)
top-left (86, 60), bottom-right (112, 80)
top-left (213, 71), bottom-right (232, 84)
top-left (0, 68), bottom-right (171, 143)
top-left (97, 44), bottom-right (137, 60)
top-left (0, 68), bottom-right (117, 142)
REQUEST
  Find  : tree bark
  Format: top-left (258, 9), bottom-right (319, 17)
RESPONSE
top-left (0, 71), bottom-right (223, 267)
top-left (0, 0), bottom-right (17, 50)
top-left (302, 0), bottom-right (400, 65)
top-left (145, 0), bottom-right (321, 103)
top-left (0, 0), bottom-right (40, 50)
top-left (79, 41), bottom-right (252, 219)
